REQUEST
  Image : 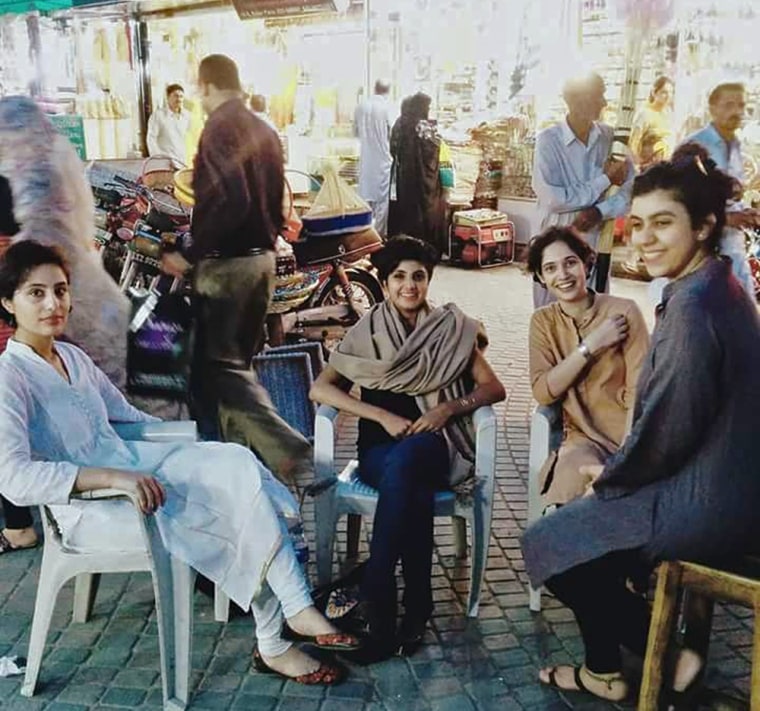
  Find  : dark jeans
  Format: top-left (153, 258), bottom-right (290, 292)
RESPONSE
top-left (358, 432), bottom-right (450, 625)
top-left (191, 253), bottom-right (311, 483)
top-left (1, 495), bottom-right (32, 529)
top-left (545, 549), bottom-right (652, 674)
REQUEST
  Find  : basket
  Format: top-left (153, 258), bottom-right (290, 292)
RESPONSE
top-left (269, 271), bottom-right (319, 314)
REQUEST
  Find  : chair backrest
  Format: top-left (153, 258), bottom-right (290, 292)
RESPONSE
top-left (263, 341), bottom-right (325, 378)
top-left (253, 352), bottom-right (316, 439)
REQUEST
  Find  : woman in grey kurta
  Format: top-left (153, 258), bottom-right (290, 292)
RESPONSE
top-left (0, 240), bottom-right (357, 685)
top-left (521, 152), bottom-right (760, 702)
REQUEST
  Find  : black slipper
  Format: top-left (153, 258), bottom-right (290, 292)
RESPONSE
top-left (540, 665), bottom-right (627, 701)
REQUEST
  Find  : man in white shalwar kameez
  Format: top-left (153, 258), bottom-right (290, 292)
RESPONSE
top-left (354, 81), bottom-right (393, 236)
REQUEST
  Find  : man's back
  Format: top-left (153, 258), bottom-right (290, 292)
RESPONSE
top-left (190, 98), bottom-right (284, 262)
top-left (356, 95), bottom-right (392, 202)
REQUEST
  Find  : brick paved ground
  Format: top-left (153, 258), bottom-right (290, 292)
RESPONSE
top-left (0, 265), bottom-right (753, 710)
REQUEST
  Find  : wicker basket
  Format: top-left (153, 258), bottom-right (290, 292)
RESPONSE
top-left (269, 271), bottom-right (319, 314)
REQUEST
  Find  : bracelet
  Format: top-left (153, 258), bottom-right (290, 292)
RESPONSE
top-left (458, 395), bottom-right (477, 410)
top-left (577, 341), bottom-right (593, 361)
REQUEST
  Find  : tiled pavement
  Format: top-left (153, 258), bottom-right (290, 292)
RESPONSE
top-left (0, 265), bottom-right (753, 710)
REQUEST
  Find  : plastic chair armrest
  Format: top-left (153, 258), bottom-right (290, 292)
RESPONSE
top-left (111, 421), bottom-right (198, 442)
top-left (314, 405), bottom-right (339, 480)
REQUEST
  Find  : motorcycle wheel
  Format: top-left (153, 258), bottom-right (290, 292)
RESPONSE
top-left (311, 268), bottom-right (384, 348)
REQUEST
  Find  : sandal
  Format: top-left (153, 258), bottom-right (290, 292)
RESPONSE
top-left (539, 665), bottom-right (628, 702)
top-left (282, 625), bottom-right (362, 651)
top-left (0, 531), bottom-right (38, 555)
top-left (252, 649), bottom-right (345, 685)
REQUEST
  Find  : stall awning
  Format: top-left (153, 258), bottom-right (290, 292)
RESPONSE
top-left (0, 0), bottom-right (122, 13)
top-left (0, 0), bottom-right (71, 12)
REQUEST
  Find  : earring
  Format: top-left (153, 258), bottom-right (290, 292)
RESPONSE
top-left (69, 305), bottom-right (73, 313)
top-left (7, 314), bottom-right (16, 328)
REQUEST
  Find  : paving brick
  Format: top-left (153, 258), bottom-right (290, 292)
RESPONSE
top-left (100, 686), bottom-right (147, 707)
top-left (0, 269), bottom-right (750, 711)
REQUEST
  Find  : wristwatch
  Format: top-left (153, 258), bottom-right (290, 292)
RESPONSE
top-left (577, 341), bottom-right (593, 361)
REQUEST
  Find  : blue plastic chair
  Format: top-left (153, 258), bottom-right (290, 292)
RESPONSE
top-left (313, 404), bottom-right (497, 618)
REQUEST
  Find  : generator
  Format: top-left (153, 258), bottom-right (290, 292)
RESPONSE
top-left (448, 209), bottom-right (515, 268)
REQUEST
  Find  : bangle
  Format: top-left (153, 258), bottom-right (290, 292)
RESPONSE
top-left (458, 395), bottom-right (476, 410)
top-left (578, 341), bottom-right (593, 361)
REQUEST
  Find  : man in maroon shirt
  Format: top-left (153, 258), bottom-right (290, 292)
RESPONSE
top-left (162, 55), bottom-right (310, 485)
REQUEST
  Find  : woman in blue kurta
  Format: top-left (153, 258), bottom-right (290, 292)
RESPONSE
top-left (521, 152), bottom-right (760, 704)
top-left (0, 240), bottom-right (359, 685)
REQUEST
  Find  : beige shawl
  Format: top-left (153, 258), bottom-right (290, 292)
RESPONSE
top-left (330, 300), bottom-right (486, 487)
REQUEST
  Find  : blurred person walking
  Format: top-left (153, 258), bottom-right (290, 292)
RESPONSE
top-left (0, 96), bottom-right (130, 553)
top-left (160, 55), bottom-right (311, 486)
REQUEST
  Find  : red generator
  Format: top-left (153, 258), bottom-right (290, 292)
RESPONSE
top-left (448, 209), bottom-right (515, 268)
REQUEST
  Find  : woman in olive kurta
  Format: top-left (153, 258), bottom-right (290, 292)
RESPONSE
top-left (521, 154), bottom-right (760, 703)
top-left (527, 228), bottom-right (649, 505)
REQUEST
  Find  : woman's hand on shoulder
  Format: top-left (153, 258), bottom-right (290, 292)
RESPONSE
top-left (407, 402), bottom-right (453, 435)
top-left (585, 314), bottom-right (629, 355)
top-left (108, 471), bottom-right (166, 514)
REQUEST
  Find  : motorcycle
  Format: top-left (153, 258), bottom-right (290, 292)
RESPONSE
top-left (268, 169), bottom-right (384, 346)
top-left (271, 229), bottom-right (385, 347)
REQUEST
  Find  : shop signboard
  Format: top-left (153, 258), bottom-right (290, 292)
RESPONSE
top-left (48, 114), bottom-right (86, 160)
top-left (231, 0), bottom-right (339, 21)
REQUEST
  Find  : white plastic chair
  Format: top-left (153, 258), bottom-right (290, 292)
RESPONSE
top-left (313, 405), bottom-right (497, 618)
top-left (527, 404), bottom-right (563, 612)
top-left (21, 421), bottom-right (198, 711)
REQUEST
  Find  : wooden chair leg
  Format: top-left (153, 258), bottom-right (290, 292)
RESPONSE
top-left (638, 562), bottom-right (683, 711)
top-left (346, 514), bottom-right (361, 560)
top-left (751, 599), bottom-right (760, 711)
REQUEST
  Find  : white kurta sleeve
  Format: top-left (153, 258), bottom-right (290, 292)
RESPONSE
top-left (0, 364), bottom-right (79, 506)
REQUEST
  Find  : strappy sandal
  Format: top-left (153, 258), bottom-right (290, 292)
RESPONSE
top-left (540, 665), bottom-right (628, 702)
top-left (282, 625), bottom-right (362, 651)
top-left (252, 649), bottom-right (345, 685)
top-left (0, 531), bottom-right (38, 555)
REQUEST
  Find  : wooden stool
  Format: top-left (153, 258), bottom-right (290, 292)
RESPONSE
top-left (639, 557), bottom-right (760, 711)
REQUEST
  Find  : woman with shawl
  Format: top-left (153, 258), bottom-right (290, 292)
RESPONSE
top-left (310, 236), bottom-right (505, 661)
top-left (387, 93), bottom-right (447, 254)
top-left (0, 97), bottom-right (130, 555)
